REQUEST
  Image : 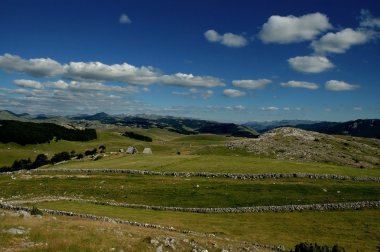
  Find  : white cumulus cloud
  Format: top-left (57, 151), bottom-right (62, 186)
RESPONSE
top-left (13, 79), bottom-right (44, 89)
top-left (48, 80), bottom-right (69, 89)
top-left (63, 61), bottom-right (159, 85)
top-left (204, 29), bottom-right (248, 48)
top-left (259, 12), bottom-right (332, 44)
top-left (172, 88), bottom-right (213, 99)
top-left (223, 89), bottom-right (246, 98)
top-left (311, 28), bottom-right (370, 54)
top-left (232, 79), bottom-right (272, 89)
top-left (280, 80), bottom-right (319, 90)
top-left (288, 56), bottom-right (334, 73)
top-left (41, 80), bottom-right (138, 93)
top-left (260, 106), bottom-right (279, 111)
top-left (119, 14), bottom-right (131, 24)
top-left (0, 53), bottom-right (64, 77)
top-left (0, 53), bottom-right (225, 88)
top-left (325, 80), bottom-right (359, 91)
top-left (159, 73), bottom-right (224, 87)
top-left (359, 9), bottom-right (380, 28)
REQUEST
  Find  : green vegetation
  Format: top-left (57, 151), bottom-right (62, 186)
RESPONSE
top-left (2, 173), bottom-right (380, 207)
top-left (291, 242), bottom-right (345, 252)
top-left (1, 124), bottom-right (379, 251)
top-left (22, 201), bottom-right (380, 251)
top-left (123, 131), bottom-right (153, 142)
top-left (0, 211), bottom-right (252, 252)
top-left (30, 206), bottom-right (43, 216)
top-left (47, 154), bottom-right (380, 177)
top-left (0, 120), bottom-right (96, 145)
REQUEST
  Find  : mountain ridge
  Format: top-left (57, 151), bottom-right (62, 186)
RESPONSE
top-left (244, 119), bottom-right (380, 139)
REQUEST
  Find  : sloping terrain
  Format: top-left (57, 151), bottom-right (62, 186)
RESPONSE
top-left (227, 127), bottom-right (380, 168)
top-left (296, 119), bottom-right (380, 139)
top-left (244, 120), bottom-right (320, 133)
top-left (0, 124), bottom-right (380, 251)
top-left (245, 119), bottom-right (380, 138)
top-left (74, 112), bottom-right (259, 138)
top-left (0, 120), bottom-right (97, 145)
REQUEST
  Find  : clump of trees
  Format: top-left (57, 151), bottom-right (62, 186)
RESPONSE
top-left (291, 242), bottom-right (345, 252)
top-left (0, 144), bottom-right (107, 173)
top-left (50, 152), bottom-right (71, 164)
top-left (122, 131), bottom-right (152, 142)
top-left (0, 120), bottom-right (97, 145)
top-left (85, 148), bottom-right (97, 156)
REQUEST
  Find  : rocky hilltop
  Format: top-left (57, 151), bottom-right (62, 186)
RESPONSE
top-left (227, 127), bottom-right (380, 168)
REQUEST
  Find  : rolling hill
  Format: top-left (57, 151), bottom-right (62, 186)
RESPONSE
top-left (73, 112), bottom-right (259, 138)
top-left (245, 119), bottom-right (380, 139)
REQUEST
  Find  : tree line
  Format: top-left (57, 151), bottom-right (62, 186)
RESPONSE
top-left (0, 145), bottom-right (106, 173)
top-left (0, 120), bottom-right (97, 145)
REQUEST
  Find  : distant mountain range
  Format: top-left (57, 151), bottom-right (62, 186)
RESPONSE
top-left (72, 112), bottom-right (259, 138)
top-left (245, 119), bottom-right (380, 139)
top-left (1, 110), bottom-right (379, 139)
top-left (0, 111), bottom-right (259, 138)
top-left (244, 120), bottom-right (321, 132)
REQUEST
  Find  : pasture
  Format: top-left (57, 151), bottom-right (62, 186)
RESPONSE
top-left (1, 127), bottom-right (380, 251)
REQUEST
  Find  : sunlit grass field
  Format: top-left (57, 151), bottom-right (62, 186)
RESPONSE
top-left (1, 127), bottom-right (380, 251)
top-left (2, 173), bottom-right (380, 207)
top-left (18, 201), bottom-right (380, 252)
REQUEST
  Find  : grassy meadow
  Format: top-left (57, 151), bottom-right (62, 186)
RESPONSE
top-left (1, 126), bottom-right (380, 251)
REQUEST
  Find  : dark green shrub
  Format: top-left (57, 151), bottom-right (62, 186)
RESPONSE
top-left (85, 148), bottom-right (97, 156)
top-left (33, 154), bottom-right (49, 168)
top-left (50, 151), bottom-right (70, 164)
top-left (30, 206), bottom-right (43, 216)
top-left (122, 131), bottom-right (152, 142)
top-left (291, 242), bottom-right (345, 252)
top-left (99, 145), bottom-right (106, 153)
top-left (11, 158), bottom-right (32, 170)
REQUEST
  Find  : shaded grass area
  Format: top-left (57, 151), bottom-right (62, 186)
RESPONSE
top-left (0, 129), bottom-right (184, 167)
top-left (24, 201), bottom-right (380, 252)
top-left (2, 173), bottom-right (380, 207)
top-left (49, 154), bottom-right (380, 177)
top-left (0, 211), bottom-right (236, 252)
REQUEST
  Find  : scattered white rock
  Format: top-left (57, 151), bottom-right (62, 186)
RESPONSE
top-left (156, 244), bottom-right (163, 252)
top-left (2, 227), bottom-right (29, 235)
top-left (165, 237), bottom-right (176, 250)
top-left (150, 239), bottom-right (160, 246)
top-left (17, 210), bottom-right (31, 218)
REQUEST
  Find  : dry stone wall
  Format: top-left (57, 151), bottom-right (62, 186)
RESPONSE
top-left (31, 168), bottom-right (380, 182)
top-left (0, 201), bottom-right (286, 251)
top-left (4, 197), bottom-right (380, 214)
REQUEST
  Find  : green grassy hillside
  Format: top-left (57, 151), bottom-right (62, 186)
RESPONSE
top-left (1, 126), bottom-right (380, 251)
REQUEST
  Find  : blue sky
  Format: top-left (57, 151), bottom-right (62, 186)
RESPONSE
top-left (0, 0), bottom-right (380, 122)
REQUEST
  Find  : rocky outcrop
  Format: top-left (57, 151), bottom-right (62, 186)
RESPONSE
top-left (227, 127), bottom-right (380, 168)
